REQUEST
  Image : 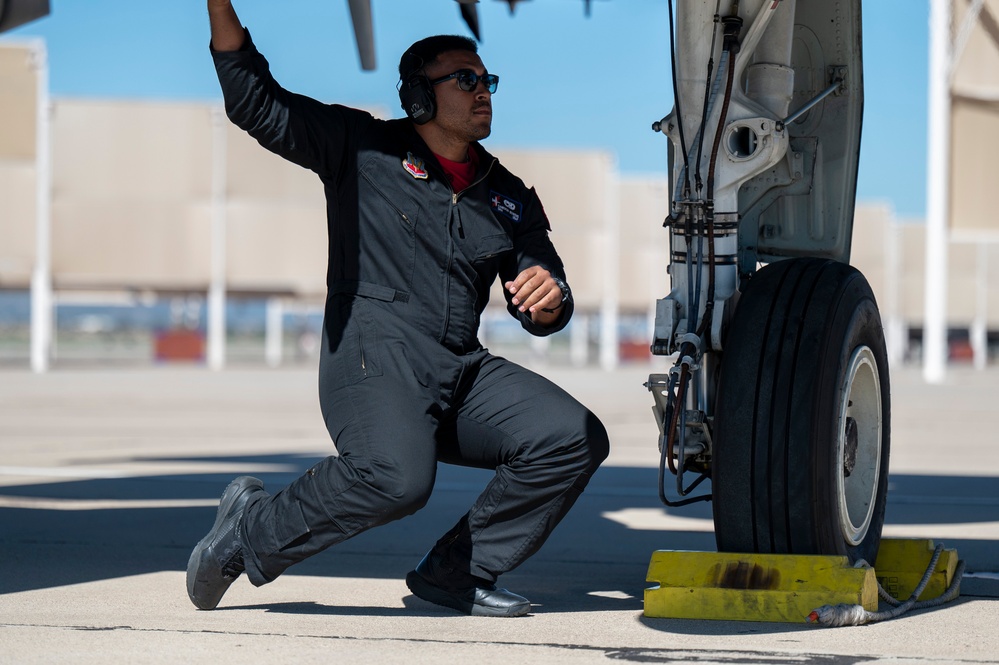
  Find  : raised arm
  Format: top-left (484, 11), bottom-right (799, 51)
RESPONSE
top-left (208, 0), bottom-right (246, 52)
top-left (206, 0), bottom-right (364, 178)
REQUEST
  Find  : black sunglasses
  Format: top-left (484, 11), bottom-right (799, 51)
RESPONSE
top-left (430, 69), bottom-right (499, 94)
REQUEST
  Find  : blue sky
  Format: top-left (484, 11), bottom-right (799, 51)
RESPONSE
top-left (3, 0), bottom-right (929, 218)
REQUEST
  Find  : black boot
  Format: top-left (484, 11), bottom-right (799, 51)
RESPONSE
top-left (405, 553), bottom-right (531, 617)
top-left (186, 476), bottom-right (265, 610)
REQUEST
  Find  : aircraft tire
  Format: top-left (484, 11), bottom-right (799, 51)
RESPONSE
top-left (711, 257), bottom-right (890, 564)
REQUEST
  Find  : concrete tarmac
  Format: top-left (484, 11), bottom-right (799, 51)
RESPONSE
top-left (1, 360), bottom-right (997, 664)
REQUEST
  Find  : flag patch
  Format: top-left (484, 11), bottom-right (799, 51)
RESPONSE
top-left (490, 191), bottom-right (522, 222)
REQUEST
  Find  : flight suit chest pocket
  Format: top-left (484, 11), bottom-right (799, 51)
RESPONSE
top-left (357, 169), bottom-right (421, 294)
top-left (359, 170), bottom-right (421, 229)
top-left (471, 232), bottom-right (513, 263)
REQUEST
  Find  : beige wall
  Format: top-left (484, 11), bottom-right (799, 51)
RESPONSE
top-left (0, 162), bottom-right (36, 286)
top-left (618, 178), bottom-right (671, 312)
top-left (224, 122), bottom-right (327, 296)
top-left (50, 99), bottom-right (215, 290)
top-left (0, 44), bottom-right (39, 287)
top-left (490, 149), bottom-right (617, 311)
top-left (948, 0), bottom-right (999, 235)
top-left (0, 44), bottom-right (37, 159)
top-left (852, 204), bottom-right (999, 328)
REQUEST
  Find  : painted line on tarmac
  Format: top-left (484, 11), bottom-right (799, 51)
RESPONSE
top-left (889, 494), bottom-right (999, 507)
top-left (0, 496), bottom-right (218, 510)
top-left (0, 466), bottom-right (131, 479)
top-left (602, 507), bottom-right (999, 540)
top-left (0, 464), bottom-right (300, 480)
top-left (883, 522), bottom-right (999, 539)
top-left (602, 507), bottom-right (714, 532)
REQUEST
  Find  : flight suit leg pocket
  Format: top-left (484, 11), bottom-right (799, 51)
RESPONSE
top-left (266, 499), bottom-right (311, 555)
top-left (353, 301), bottom-right (383, 381)
top-left (328, 300), bottom-right (383, 385)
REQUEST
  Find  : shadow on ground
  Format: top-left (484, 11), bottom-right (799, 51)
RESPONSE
top-left (1, 454), bottom-right (996, 616)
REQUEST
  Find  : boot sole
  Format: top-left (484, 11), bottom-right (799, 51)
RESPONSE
top-left (405, 570), bottom-right (530, 617)
top-left (186, 476), bottom-right (264, 610)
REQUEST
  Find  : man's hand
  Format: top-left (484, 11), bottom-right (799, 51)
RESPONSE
top-left (504, 266), bottom-right (566, 327)
top-left (208, 0), bottom-right (245, 52)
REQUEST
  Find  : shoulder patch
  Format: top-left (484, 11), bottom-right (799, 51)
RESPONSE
top-left (490, 191), bottom-right (522, 223)
top-left (402, 152), bottom-right (428, 180)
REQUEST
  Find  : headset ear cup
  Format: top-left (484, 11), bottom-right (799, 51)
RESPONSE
top-left (400, 74), bottom-right (435, 125)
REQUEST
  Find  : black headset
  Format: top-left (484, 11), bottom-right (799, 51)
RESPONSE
top-left (399, 53), bottom-right (436, 125)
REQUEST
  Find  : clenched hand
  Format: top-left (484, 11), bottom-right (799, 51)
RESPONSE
top-left (504, 266), bottom-right (565, 327)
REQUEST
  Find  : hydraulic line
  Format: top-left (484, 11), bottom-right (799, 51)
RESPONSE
top-left (666, 0), bottom-right (692, 199)
top-left (663, 0), bottom-right (698, 501)
top-left (655, 342), bottom-right (710, 506)
top-left (676, 380), bottom-right (690, 496)
top-left (656, 369), bottom-right (681, 504)
top-left (688, 214), bottom-right (702, 371)
top-left (656, 5), bottom-right (744, 509)
top-left (689, 8), bottom-right (724, 338)
top-left (698, 14), bottom-right (742, 339)
top-left (657, 374), bottom-right (711, 506)
top-left (706, 15), bottom-right (742, 201)
top-left (665, 363), bottom-right (688, 475)
top-left (693, 3), bottom-right (723, 195)
top-left (808, 544), bottom-right (966, 626)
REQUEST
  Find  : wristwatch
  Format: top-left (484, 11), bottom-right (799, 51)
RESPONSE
top-left (541, 275), bottom-right (571, 313)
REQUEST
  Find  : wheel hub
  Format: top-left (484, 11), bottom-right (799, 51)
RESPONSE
top-left (843, 416), bottom-right (858, 477)
top-left (836, 346), bottom-right (882, 546)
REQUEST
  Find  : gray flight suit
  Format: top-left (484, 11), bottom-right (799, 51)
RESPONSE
top-left (212, 33), bottom-right (609, 588)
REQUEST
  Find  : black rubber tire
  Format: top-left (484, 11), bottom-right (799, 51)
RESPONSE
top-left (712, 258), bottom-right (891, 564)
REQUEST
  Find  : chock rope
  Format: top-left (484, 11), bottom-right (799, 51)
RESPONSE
top-left (807, 544), bottom-right (966, 627)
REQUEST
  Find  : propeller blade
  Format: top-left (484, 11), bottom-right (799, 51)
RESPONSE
top-left (458, 2), bottom-right (481, 41)
top-left (0, 0), bottom-right (51, 34)
top-left (347, 0), bottom-right (376, 71)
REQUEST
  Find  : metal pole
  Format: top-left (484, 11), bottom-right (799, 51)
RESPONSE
top-left (570, 313), bottom-right (589, 367)
top-left (972, 243), bottom-right (988, 370)
top-left (884, 209), bottom-right (903, 367)
top-left (923, 0), bottom-right (951, 383)
top-left (29, 40), bottom-right (52, 374)
top-left (599, 157), bottom-right (620, 371)
top-left (207, 107), bottom-right (227, 370)
top-left (265, 296), bottom-right (284, 368)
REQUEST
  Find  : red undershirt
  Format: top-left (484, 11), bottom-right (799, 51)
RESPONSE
top-left (435, 147), bottom-right (479, 193)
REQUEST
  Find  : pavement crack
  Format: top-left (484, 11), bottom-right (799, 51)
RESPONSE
top-left (0, 622), bottom-right (989, 663)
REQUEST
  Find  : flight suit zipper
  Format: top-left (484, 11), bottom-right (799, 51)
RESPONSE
top-left (455, 158), bottom-right (496, 201)
top-left (437, 157), bottom-right (497, 345)
top-left (451, 157), bottom-right (496, 241)
top-left (440, 208), bottom-right (454, 344)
